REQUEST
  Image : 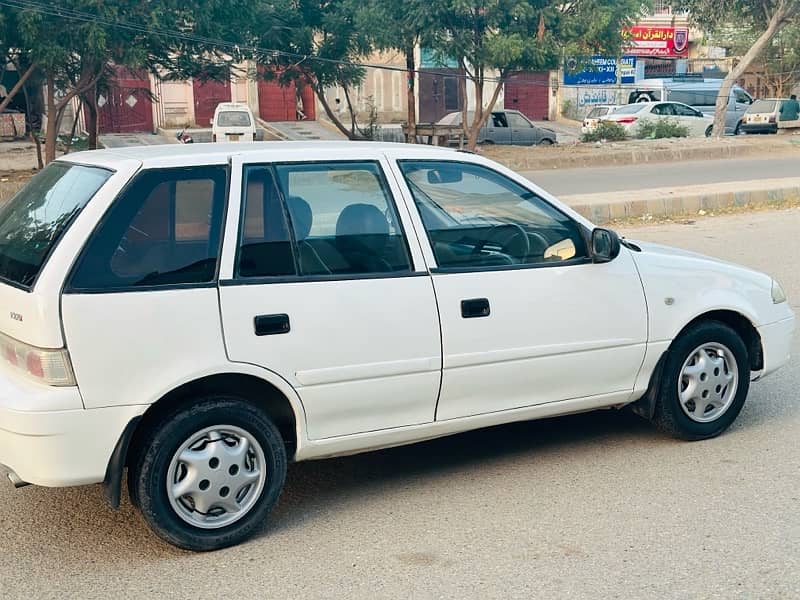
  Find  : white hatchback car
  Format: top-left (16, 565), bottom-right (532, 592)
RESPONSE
top-left (602, 101), bottom-right (715, 137)
top-left (211, 102), bottom-right (257, 142)
top-left (0, 143), bottom-right (793, 550)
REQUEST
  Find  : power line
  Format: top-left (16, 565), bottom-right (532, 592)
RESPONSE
top-left (4, 0), bottom-right (793, 96)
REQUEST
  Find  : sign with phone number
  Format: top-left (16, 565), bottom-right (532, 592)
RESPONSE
top-left (563, 56), bottom-right (636, 85)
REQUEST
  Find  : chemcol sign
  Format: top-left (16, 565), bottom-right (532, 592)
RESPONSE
top-left (563, 56), bottom-right (637, 85)
top-left (627, 26), bottom-right (690, 57)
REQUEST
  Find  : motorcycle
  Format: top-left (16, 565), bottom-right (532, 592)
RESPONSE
top-left (175, 128), bottom-right (194, 143)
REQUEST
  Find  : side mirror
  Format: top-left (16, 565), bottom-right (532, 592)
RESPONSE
top-left (591, 228), bottom-right (621, 263)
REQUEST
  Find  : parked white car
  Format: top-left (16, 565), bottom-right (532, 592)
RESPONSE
top-left (601, 101), bottom-right (715, 137)
top-left (581, 104), bottom-right (622, 134)
top-left (211, 102), bottom-right (257, 142)
top-left (0, 142), bottom-right (793, 550)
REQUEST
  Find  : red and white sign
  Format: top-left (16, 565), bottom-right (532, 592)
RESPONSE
top-left (626, 26), bottom-right (689, 57)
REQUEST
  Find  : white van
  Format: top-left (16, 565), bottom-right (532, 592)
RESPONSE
top-left (627, 77), bottom-right (753, 135)
top-left (211, 102), bottom-right (257, 142)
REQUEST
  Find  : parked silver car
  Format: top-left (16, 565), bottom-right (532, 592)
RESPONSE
top-left (437, 109), bottom-right (557, 146)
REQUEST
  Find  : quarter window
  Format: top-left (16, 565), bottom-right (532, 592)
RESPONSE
top-left (68, 166), bottom-right (227, 290)
top-left (237, 162), bottom-right (412, 278)
top-left (398, 161), bottom-right (588, 270)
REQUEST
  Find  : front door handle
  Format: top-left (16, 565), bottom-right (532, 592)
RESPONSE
top-left (254, 314), bottom-right (291, 336)
top-left (461, 298), bottom-right (490, 319)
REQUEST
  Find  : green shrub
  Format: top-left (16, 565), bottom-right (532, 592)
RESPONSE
top-left (581, 120), bottom-right (628, 142)
top-left (561, 99), bottom-right (577, 120)
top-left (636, 118), bottom-right (689, 139)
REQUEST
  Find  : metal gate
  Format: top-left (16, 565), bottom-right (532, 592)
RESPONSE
top-left (504, 72), bottom-right (550, 121)
top-left (97, 70), bottom-right (154, 133)
top-left (192, 77), bottom-right (231, 126)
top-left (419, 69), bottom-right (463, 123)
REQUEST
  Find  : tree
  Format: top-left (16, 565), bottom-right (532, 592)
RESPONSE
top-left (253, 0), bottom-right (377, 140)
top-left (356, 1), bottom-right (434, 142)
top-left (6, 1), bottom-right (259, 162)
top-left (672, 0), bottom-right (800, 137)
top-left (710, 23), bottom-right (800, 97)
top-left (421, 0), bottom-right (645, 150)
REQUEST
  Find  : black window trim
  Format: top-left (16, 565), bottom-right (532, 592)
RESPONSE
top-left (63, 164), bottom-right (230, 294)
top-left (0, 161), bottom-right (116, 293)
top-left (232, 159), bottom-right (416, 282)
top-left (395, 158), bottom-right (592, 275)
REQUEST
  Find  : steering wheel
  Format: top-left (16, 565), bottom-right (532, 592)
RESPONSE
top-left (472, 223), bottom-right (531, 260)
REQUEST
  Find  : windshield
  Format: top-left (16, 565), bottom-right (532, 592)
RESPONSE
top-left (217, 111), bottom-right (252, 127)
top-left (747, 100), bottom-right (777, 113)
top-left (0, 162), bottom-right (111, 289)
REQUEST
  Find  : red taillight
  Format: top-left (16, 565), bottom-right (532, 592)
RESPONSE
top-left (3, 344), bottom-right (17, 366)
top-left (616, 117), bottom-right (638, 124)
top-left (26, 353), bottom-right (44, 378)
top-left (769, 115), bottom-right (776, 123)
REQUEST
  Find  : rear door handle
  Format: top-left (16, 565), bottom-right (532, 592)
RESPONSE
top-left (254, 314), bottom-right (291, 336)
top-left (461, 298), bottom-right (490, 319)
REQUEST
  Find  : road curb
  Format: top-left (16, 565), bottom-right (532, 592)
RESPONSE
top-left (564, 180), bottom-right (800, 223)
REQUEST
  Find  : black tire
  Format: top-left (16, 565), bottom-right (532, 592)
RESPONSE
top-left (130, 396), bottom-right (287, 551)
top-left (652, 320), bottom-right (750, 441)
top-left (734, 121), bottom-right (742, 136)
top-left (538, 138), bottom-right (554, 146)
top-left (705, 125), bottom-right (713, 137)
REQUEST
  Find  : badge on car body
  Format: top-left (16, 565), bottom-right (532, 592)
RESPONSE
top-left (10, 312), bottom-right (22, 322)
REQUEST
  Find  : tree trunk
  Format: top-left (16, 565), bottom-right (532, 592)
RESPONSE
top-left (64, 98), bottom-right (82, 155)
top-left (312, 79), bottom-right (360, 140)
top-left (712, 6), bottom-right (789, 138)
top-left (45, 72), bottom-right (58, 164)
top-left (0, 63), bottom-right (36, 115)
top-left (83, 84), bottom-right (99, 149)
top-left (466, 74), bottom-right (505, 151)
top-left (405, 45), bottom-right (417, 143)
top-left (19, 70), bottom-right (43, 169)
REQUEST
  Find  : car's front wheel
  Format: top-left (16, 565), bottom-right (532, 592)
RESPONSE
top-left (652, 320), bottom-right (750, 441)
top-left (131, 396), bottom-right (287, 551)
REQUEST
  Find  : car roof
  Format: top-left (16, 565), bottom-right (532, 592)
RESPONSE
top-left (214, 102), bottom-right (252, 112)
top-left (61, 141), bottom-right (465, 169)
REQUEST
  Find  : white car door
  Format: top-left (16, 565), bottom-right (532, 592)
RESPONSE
top-left (673, 103), bottom-right (709, 136)
top-left (392, 158), bottom-right (648, 421)
top-left (218, 153), bottom-right (441, 440)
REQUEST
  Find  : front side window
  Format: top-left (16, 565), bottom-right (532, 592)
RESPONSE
top-left (673, 103), bottom-right (700, 117)
top-left (69, 166), bottom-right (227, 290)
top-left (398, 161), bottom-right (588, 270)
top-left (734, 89), bottom-right (753, 105)
top-left (237, 162), bottom-right (411, 278)
top-left (0, 162), bottom-right (111, 289)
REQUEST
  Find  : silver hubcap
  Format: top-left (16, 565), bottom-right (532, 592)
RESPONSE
top-left (167, 425), bottom-right (266, 529)
top-left (678, 342), bottom-right (739, 423)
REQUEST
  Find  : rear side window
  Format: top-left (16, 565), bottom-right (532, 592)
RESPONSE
top-left (68, 166), bottom-right (227, 290)
top-left (0, 162), bottom-right (111, 289)
top-left (236, 162), bottom-right (412, 279)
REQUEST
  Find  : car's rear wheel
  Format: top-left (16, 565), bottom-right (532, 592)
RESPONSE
top-left (734, 121), bottom-right (742, 135)
top-left (538, 138), bottom-right (554, 146)
top-left (131, 396), bottom-right (287, 551)
top-left (652, 321), bottom-right (750, 441)
top-left (705, 125), bottom-right (713, 137)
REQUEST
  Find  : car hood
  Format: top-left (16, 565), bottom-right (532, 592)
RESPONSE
top-left (623, 239), bottom-right (793, 332)
top-left (627, 240), bottom-right (769, 283)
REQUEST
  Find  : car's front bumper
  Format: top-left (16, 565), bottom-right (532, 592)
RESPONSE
top-left (755, 315), bottom-right (796, 380)
top-left (0, 365), bottom-right (146, 487)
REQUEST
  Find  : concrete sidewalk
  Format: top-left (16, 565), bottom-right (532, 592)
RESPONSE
top-left (563, 178), bottom-right (800, 223)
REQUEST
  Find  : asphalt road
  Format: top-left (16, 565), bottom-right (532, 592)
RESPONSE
top-left (523, 154), bottom-right (800, 196)
top-left (2, 209), bottom-right (800, 598)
